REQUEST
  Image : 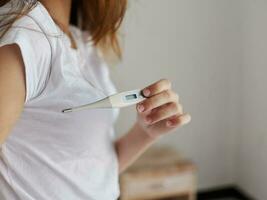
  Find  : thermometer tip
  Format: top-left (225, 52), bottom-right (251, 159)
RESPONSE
top-left (62, 108), bottom-right (72, 113)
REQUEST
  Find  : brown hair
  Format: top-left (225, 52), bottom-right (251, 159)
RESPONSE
top-left (0, 0), bottom-right (127, 61)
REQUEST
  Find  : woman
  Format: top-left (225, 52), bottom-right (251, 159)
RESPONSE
top-left (0, 0), bottom-right (191, 199)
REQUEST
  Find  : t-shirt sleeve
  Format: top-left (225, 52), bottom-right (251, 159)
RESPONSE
top-left (0, 18), bottom-right (51, 104)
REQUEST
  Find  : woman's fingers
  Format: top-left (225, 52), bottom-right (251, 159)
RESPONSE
top-left (141, 78), bottom-right (172, 97)
top-left (135, 78), bottom-right (191, 138)
top-left (165, 113), bottom-right (191, 127)
top-left (137, 89), bottom-right (179, 113)
top-left (144, 102), bottom-right (183, 125)
top-left (143, 113), bottom-right (192, 138)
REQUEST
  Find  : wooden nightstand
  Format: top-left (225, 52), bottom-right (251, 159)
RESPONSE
top-left (119, 147), bottom-right (197, 200)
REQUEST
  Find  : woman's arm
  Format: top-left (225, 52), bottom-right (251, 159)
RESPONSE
top-left (115, 79), bottom-right (191, 173)
top-left (0, 44), bottom-right (26, 145)
top-left (115, 122), bottom-right (156, 173)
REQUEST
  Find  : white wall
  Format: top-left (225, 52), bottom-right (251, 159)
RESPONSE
top-left (237, 1), bottom-right (267, 199)
top-left (110, 0), bottom-right (242, 190)
top-left (109, 1), bottom-right (267, 198)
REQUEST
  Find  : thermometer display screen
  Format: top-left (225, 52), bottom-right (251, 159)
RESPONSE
top-left (125, 94), bottom-right (137, 100)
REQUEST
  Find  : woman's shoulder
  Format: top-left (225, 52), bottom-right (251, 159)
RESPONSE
top-left (0, 1), bottom-right (55, 103)
top-left (0, 3), bottom-right (52, 55)
top-left (0, 0), bottom-right (60, 38)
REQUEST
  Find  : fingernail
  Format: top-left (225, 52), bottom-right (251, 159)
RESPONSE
top-left (166, 120), bottom-right (172, 127)
top-left (138, 104), bottom-right (144, 112)
top-left (187, 115), bottom-right (192, 123)
top-left (143, 89), bottom-right (150, 97)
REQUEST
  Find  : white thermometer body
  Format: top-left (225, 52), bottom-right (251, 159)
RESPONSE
top-left (62, 89), bottom-right (147, 113)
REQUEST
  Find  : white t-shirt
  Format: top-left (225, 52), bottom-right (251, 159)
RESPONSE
top-left (0, 0), bottom-right (121, 199)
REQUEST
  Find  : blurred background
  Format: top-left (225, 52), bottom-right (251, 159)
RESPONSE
top-left (109, 0), bottom-right (267, 200)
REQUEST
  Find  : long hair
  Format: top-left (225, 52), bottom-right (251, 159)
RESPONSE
top-left (0, 0), bottom-right (128, 61)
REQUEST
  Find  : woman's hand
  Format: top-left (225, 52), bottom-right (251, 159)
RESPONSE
top-left (135, 78), bottom-right (191, 140)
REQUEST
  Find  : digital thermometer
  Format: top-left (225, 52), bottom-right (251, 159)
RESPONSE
top-left (62, 89), bottom-right (147, 113)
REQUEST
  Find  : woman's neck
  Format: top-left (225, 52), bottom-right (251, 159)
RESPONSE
top-left (39, 0), bottom-right (72, 33)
